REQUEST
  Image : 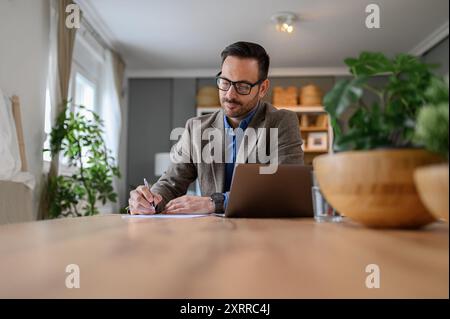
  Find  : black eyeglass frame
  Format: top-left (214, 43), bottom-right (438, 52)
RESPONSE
top-left (215, 72), bottom-right (265, 95)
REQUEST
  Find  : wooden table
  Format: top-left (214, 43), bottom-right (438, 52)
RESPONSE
top-left (0, 215), bottom-right (447, 298)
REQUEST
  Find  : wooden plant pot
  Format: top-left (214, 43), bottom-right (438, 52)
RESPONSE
top-left (313, 149), bottom-right (443, 228)
top-left (414, 163), bottom-right (449, 222)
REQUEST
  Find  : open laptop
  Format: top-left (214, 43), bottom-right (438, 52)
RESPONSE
top-left (223, 164), bottom-right (314, 218)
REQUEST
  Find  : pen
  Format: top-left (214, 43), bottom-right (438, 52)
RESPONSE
top-left (144, 178), bottom-right (156, 209)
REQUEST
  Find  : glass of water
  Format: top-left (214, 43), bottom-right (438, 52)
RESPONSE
top-left (311, 186), bottom-right (342, 223)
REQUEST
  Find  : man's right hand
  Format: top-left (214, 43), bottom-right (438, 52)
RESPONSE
top-left (128, 185), bottom-right (163, 215)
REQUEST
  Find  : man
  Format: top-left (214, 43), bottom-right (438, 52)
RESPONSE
top-left (128, 41), bottom-right (304, 214)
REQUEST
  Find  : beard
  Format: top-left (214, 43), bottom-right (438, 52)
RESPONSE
top-left (221, 92), bottom-right (260, 119)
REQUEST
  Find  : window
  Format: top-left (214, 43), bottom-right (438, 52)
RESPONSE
top-left (42, 73), bottom-right (97, 163)
top-left (74, 72), bottom-right (96, 111)
top-left (43, 88), bottom-right (52, 162)
top-left (73, 72), bottom-right (97, 166)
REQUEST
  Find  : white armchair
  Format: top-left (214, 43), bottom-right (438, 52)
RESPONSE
top-left (0, 94), bottom-right (34, 224)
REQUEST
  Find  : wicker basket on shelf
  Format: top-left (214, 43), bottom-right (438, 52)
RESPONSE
top-left (299, 84), bottom-right (323, 106)
top-left (273, 86), bottom-right (298, 106)
top-left (197, 86), bottom-right (220, 107)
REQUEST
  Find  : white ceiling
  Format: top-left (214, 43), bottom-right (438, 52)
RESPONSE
top-left (78, 0), bottom-right (449, 74)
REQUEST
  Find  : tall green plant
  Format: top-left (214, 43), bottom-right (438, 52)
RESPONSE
top-left (44, 103), bottom-right (120, 218)
top-left (324, 52), bottom-right (438, 151)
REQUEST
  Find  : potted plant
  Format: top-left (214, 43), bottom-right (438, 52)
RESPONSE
top-left (414, 77), bottom-right (449, 222)
top-left (314, 52), bottom-right (444, 228)
top-left (44, 103), bottom-right (120, 218)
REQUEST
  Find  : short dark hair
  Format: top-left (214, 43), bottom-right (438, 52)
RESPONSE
top-left (220, 41), bottom-right (270, 80)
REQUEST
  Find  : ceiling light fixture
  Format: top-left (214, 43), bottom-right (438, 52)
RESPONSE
top-left (271, 12), bottom-right (298, 34)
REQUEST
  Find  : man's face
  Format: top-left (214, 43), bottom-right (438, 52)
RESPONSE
top-left (219, 56), bottom-right (269, 119)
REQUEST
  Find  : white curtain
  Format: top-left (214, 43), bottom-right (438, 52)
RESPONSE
top-left (99, 50), bottom-right (122, 212)
top-left (47, 0), bottom-right (61, 130)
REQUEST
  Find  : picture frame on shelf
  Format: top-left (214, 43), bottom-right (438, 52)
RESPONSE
top-left (307, 132), bottom-right (328, 151)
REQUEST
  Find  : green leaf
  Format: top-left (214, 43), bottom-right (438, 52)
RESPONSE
top-left (324, 76), bottom-right (366, 118)
top-left (345, 52), bottom-right (393, 76)
top-left (415, 103), bottom-right (449, 159)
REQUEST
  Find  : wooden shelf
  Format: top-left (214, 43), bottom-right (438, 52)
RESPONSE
top-left (274, 105), bottom-right (326, 113)
top-left (300, 126), bottom-right (329, 132)
top-left (303, 149), bottom-right (329, 154)
top-left (196, 106), bottom-right (327, 113)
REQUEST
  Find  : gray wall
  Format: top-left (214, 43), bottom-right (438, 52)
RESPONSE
top-left (172, 79), bottom-right (197, 129)
top-left (422, 37), bottom-right (449, 77)
top-left (127, 78), bottom-right (196, 192)
top-left (127, 79), bottom-right (171, 188)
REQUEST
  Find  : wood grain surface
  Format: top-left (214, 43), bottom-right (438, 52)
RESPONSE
top-left (0, 215), bottom-right (447, 298)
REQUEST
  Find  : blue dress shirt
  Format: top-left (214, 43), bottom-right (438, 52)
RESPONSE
top-left (222, 104), bottom-right (259, 209)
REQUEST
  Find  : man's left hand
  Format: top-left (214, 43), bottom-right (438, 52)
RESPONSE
top-left (164, 195), bottom-right (215, 214)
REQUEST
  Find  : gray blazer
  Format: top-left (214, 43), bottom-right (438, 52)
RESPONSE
top-left (151, 101), bottom-right (304, 211)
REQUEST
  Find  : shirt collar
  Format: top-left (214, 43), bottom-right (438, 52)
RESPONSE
top-left (224, 102), bottom-right (259, 131)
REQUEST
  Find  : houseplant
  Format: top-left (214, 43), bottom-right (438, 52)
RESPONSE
top-left (314, 52), bottom-right (443, 228)
top-left (414, 77), bottom-right (449, 222)
top-left (44, 103), bottom-right (120, 218)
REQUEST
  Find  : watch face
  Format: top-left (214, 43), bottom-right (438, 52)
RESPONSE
top-left (212, 193), bottom-right (225, 201)
top-left (211, 193), bottom-right (225, 214)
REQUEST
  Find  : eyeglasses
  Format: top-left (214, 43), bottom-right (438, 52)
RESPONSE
top-left (215, 72), bottom-right (265, 95)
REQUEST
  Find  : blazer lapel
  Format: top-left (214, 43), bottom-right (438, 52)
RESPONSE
top-left (209, 109), bottom-right (225, 193)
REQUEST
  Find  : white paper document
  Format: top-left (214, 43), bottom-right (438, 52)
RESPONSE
top-left (122, 214), bottom-right (210, 219)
